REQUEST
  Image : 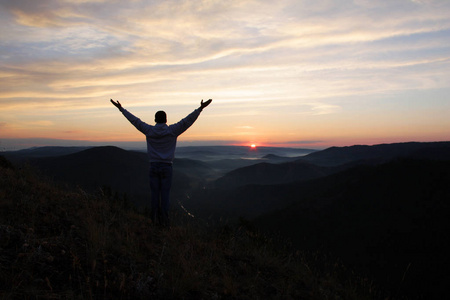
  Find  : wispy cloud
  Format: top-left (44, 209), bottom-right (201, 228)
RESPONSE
top-left (27, 120), bottom-right (55, 127)
top-left (1, 0), bottom-right (449, 146)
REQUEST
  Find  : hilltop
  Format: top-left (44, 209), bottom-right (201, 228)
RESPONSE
top-left (0, 157), bottom-right (375, 299)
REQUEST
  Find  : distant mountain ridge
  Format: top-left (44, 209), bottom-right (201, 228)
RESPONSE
top-left (208, 141), bottom-right (450, 190)
top-left (2, 146), bottom-right (92, 162)
top-left (2, 144), bottom-right (319, 201)
top-left (300, 141), bottom-right (450, 166)
top-left (4, 141), bottom-right (450, 210)
top-left (175, 145), bottom-right (316, 160)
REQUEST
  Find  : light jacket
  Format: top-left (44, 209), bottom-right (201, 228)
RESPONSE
top-left (120, 107), bottom-right (202, 163)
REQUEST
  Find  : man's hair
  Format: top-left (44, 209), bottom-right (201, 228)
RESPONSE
top-left (155, 110), bottom-right (167, 123)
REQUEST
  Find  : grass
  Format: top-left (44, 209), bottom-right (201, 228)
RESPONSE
top-left (0, 158), bottom-right (378, 299)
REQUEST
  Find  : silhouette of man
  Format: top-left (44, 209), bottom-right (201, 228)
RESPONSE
top-left (111, 98), bottom-right (212, 226)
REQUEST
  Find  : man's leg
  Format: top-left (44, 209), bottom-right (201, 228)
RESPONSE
top-left (149, 164), bottom-right (162, 224)
top-left (159, 164), bottom-right (173, 227)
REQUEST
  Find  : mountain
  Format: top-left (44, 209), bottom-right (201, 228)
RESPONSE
top-left (21, 146), bottom-right (214, 208)
top-left (185, 143), bottom-right (450, 299)
top-left (175, 145), bottom-right (316, 161)
top-left (4, 145), bottom-right (318, 208)
top-left (252, 159), bottom-right (450, 299)
top-left (300, 141), bottom-right (450, 166)
top-left (186, 157), bottom-right (450, 298)
top-left (261, 153), bottom-right (301, 163)
top-left (2, 146), bottom-right (91, 162)
top-left (178, 142), bottom-right (450, 221)
top-left (197, 155), bottom-right (303, 177)
top-left (213, 161), bottom-right (335, 189)
top-left (207, 141), bottom-right (450, 190)
top-left (27, 146), bottom-right (151, 206)
top-left (4, 141), bottom-right (450, 298)
top-left (172, 158), bottom-right (217, 187)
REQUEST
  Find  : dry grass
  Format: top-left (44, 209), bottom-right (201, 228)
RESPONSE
top-left (0, 160), bottom-right (377, 299)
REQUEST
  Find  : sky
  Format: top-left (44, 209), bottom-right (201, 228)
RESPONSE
top-left (1, 0), bottom-right (450, 151)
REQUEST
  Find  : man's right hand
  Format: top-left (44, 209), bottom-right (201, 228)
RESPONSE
top-left (110, 99), bottom-right (122, 110)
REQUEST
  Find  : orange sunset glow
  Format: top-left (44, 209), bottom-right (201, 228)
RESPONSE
top-left (1, 1), bottom-right (450, 150)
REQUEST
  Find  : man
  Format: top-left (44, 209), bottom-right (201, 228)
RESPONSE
top-left (110, 98), bottom-right (212, 226)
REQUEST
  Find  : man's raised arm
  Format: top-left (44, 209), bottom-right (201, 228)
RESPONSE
top-left (170, 99), bottom-right (213, 136)
top-left (110, 99), bottom-right (151, 134)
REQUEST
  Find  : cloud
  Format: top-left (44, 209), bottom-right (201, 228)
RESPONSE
top-left (27, 120), bottom-right (55, 127)
top-left (1, 0), bottom-right (449, 145)
top-left (305, 103), bottom-right (342, 115)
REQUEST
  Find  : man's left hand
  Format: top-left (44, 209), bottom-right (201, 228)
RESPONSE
top-left (200, 99), bottom-right (212, 109)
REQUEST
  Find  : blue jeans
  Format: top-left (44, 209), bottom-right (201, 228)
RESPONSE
top-left (149, 162), bottom-right (173, 226)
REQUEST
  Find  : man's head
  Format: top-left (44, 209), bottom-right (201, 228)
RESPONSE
top-left (155, 110), bottom-right (167, 124)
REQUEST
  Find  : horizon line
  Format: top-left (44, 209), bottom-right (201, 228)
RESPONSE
top-left (1, 137), bottom-right (449, 152)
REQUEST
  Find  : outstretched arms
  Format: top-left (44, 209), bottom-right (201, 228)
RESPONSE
top-left (112, 98), bottom-right (212, 111)
top-left (110, 98), bottom-right (212, 137)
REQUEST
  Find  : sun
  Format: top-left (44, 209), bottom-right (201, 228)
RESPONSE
top-left (250, 144), bottom-right (257, 149)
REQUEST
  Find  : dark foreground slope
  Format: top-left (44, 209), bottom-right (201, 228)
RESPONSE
top-left (0, 158), bottom-right (376, 300)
